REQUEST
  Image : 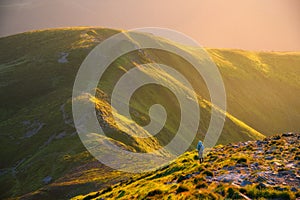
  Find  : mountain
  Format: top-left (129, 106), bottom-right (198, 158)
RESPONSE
top-left (0, 27), bottom-right (299, 199)
top-left (73, 132), bottom-right (300, 200)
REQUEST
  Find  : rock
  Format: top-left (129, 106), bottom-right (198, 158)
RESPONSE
top-left (274, 186), bottom-right (287, 191)
top-left (273, 135), bottom-right (281, 140)
top-left (278, 170), bottom-right (294, 176)
top-left (222, 178), bottom-right (232, 183)
top-left (288, 178), bottom-right (297, 184)
top-left (265, 151), bottom-right (273, 154)
top-left (270, 146), bottom-right (276, 151)
top-left (279, 147), bottom-right (283, 151)
top-left (240, 175), bottom-right (247, 179)
top-left (58, 52), bottom-right (69, 63)
top-left (291, 187), bottom-right (298, 192)
top-left (256, 140), bottom-right (268, 146)
top-left (250, 162), bottom-right (260, 170)
top-left (289, 140), bottom-right (295, 145)
top-left (223, 166), bottom-right (235, 170)
top-left (42, 176), bottom-right (52, 184)
top-left (217, 173), bottom-right (246, 184)
top-left (241, 180), bottom-right (252, 187)
top-left (273, 162), bottom-right (282, 167)
top-left (267, 181), bottom-right (275, 185)
top-left (265, 156), bottom-right (274, 160)
top-left (256, 176), bottom-right (267, 182)
top-left (236, 163), bottom-right (248, 167)
top-left (282, 133), bottom-right (293, 137)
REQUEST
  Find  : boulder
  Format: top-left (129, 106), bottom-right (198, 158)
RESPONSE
top-left (240, 180), bottom-right (252, 187)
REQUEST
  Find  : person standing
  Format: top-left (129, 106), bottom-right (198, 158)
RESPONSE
top-left (197, 140), bottom-right (204, 164)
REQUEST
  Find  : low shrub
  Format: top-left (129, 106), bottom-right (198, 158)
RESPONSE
top-left (117, 190), bottom-right (125, 198)
top-left (195, 192), bottom-right (218, 200)
top-left (214, 184), bottom-right (226, 196)
top-left (177, 175), bottom-right (186, 183)
top-left (147, 189), bottom-right (163, 197)
top-left (236, 157), bottom-right (247, 164)
top-left (226, 187), bottom-right (242, 199)
top-left (202, 170), bottom-right (214, 177)
top-left (83, 192), bottom-right (100, 200)
top-left (193, 155), bottom-right (198, 160)
top-left (195, 182), bottom-right (208, 189)
top-left (100, 186), bottom-right (112, 195)
top-left (193, 177), bottom-right (205, 184)
top-left (176, 185), bottom-right (189, 193)
top-left (246, 186), bottom-right (294, 200)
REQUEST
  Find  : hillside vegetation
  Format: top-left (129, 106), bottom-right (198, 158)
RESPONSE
top-left (0, 27), bottom-right (299, 199)
top-left (73, 132), bottom-right (300, 200)
top-left (207, 49), bottom-right (300, 135)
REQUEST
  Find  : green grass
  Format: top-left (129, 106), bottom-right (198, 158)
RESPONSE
top-left (244, 185), bottom-right (294, 200)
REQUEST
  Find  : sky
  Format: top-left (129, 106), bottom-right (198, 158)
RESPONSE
top-left (0, 0), bottom-right (299, 51)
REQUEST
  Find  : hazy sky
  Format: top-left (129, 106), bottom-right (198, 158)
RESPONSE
top-left (0, 0), bottom-right (299, 51)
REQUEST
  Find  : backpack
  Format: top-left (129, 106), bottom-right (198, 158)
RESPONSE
top-left (197, 141), bottom-right (204, 151)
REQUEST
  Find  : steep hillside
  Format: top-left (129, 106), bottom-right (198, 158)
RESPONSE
top-left (73, 133), bottom-right (300, 200)
top-left (0, 27), bottom-right (299, 199)
top-left (208, 49), bottom-right (300, 135)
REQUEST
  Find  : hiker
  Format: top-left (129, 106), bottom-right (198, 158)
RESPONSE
top-left (197, 140), bottom-right (204, 163)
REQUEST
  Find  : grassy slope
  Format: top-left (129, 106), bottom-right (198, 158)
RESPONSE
top-left (208, 49), bottom-right (300, 135)
top-left (0, 27), bottom-right (123, 199)
top-left (0, 27), bottom-right (299, 199)
top-left (73, 133), bottom-right (300, 200)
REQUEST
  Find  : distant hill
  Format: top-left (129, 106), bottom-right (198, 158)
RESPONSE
top-left (207, 49), bottom-right (300, 135)
top-left (0, 27), bottom-right (299, 199)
